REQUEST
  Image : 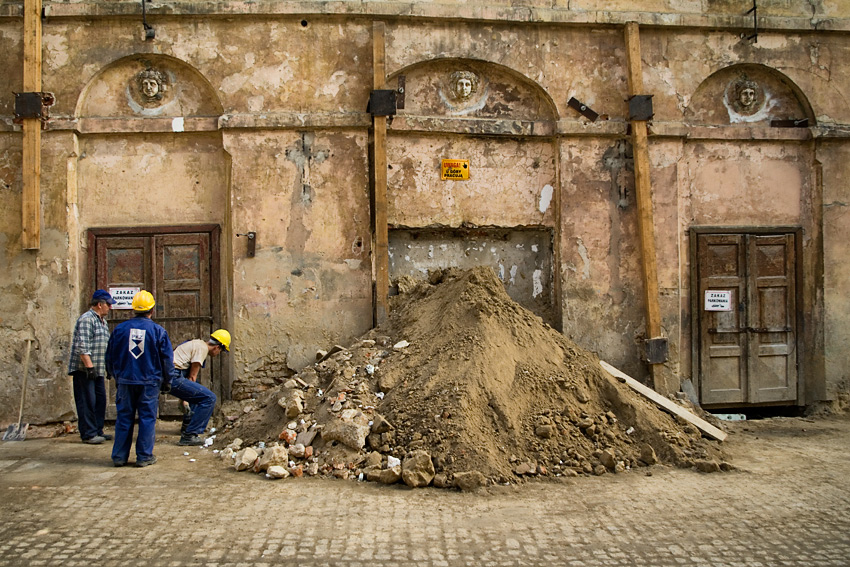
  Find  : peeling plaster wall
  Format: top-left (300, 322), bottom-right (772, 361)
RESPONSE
top-left (559, 138), bottom-right (646, 379)
top-left (684, 142), bottom-right (806, 226)
top-left (225, 130), bottom-right (372, 399)
top-left (0, 131), bottom-right (78, 425)
top-left (821, 141), bottom-right (850, 398)
top-left (387, 135), bottom-right (556, 228)
top-left (77, 133), bottom-right (227, 227)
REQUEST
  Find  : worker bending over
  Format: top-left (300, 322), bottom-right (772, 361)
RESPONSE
top-left (169, 329), bottom-right (230, 446)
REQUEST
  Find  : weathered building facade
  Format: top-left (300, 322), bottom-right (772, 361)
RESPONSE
top-left (1, 0), bottom-right (849, 423)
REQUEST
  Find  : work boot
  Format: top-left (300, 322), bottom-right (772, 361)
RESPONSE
top-left (180, 409), bottom-right (193, 436)
top-left (83, 435), bottom-right (106, 445)
top-left (135, 456), bottom-right (157, 468)
top-left (178, 434), bottom-right (204, 446)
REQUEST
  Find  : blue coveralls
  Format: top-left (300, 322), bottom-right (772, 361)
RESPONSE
top-left (106, 315), bottom-right (173, 465)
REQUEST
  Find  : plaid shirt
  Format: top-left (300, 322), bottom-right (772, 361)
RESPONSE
top-left (68, 309), bottom-right (110, 377)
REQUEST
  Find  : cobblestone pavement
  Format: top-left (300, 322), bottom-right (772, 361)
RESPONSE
top-left (1, 415), bottom-right (849, 566)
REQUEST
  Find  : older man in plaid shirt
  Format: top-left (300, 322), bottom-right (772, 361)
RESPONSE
top-left (68, 289), bottom-right (115, 444)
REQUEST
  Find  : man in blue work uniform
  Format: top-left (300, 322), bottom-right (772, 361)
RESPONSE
top-left (106, 290), bottom-right (173, 467)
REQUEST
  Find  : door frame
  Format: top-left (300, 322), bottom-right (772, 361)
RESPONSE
top-left (689, 226), bottom-right (805, 408)
top-left (86, 224), bottom-right (224, 400)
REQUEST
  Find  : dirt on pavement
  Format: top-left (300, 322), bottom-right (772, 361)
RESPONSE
top-left (214, 267), bottom-right (727, 488)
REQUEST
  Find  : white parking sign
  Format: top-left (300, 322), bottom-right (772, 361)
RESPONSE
top-left (109, 286), bottom-right (141, 310)
top-left (705, 290), bottom-right (732, 311)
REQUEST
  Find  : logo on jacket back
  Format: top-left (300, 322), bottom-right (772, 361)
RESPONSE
top-left (129, 329), bottom-right (146, 359)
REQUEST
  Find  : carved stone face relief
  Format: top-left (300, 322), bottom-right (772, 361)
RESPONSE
top-left (135, 67), bottom-right (168, 103)
top-left (727, 76), bottom-right (763, 116)
top-left (449, 70), bottom-right (478, 102)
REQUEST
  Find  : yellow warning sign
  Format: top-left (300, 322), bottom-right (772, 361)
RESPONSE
top-left (441, 159), bottom-right (470, 180)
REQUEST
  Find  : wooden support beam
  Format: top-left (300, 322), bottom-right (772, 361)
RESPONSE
top-left (625, 22), bottom-right (664, 388)
top-left (372, 21), bottom-right (389, 326)
top-left (21, 0), bottom-right (42, 250)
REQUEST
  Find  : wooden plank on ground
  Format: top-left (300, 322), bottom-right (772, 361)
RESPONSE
top-left (600, 360), bottom-right (727, 442)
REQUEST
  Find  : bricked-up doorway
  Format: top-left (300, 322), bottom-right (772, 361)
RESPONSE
top-left (88, 226), bottom-right (222, 417)
top-left (691, 228), bottom-right (803, 408)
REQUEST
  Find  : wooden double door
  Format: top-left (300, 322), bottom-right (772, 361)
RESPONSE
top-left (694, 230), bottom-right (801, 407)
top-left (90, 226), bottom-right (221, 416)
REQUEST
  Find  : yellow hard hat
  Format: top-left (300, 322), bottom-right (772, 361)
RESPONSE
top-left (210, 329), bottom-right (231, 351)
top-left (131, 290), bottom-right (156, 311)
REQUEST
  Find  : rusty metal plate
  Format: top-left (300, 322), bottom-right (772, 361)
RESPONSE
top-left (628, 95), bottom-right (654, 121)
top-left (368, 90), bottom-right (397, 116)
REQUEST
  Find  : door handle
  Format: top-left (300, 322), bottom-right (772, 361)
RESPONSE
top-left (747, 327), bottom-right (792, 333)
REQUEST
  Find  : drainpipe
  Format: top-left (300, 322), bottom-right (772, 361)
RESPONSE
top-left (624, 22), bottom-right (668, 391)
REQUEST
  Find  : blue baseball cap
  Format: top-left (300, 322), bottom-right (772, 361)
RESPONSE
top-left (91, 289), bottom-right (117, 305)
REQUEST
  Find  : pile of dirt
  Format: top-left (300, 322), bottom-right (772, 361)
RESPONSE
top-left (214, 267), bottom-right (728, 488)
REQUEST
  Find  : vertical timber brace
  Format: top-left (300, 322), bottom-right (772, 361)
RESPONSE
top-left (624, 22), bottom-right (667, 390)
top-left (371, 21), bottom-right (390, 326)
top-left (22, 0), bottom-right (42, 249)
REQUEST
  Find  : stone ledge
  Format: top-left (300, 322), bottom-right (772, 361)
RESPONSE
top-left (0, 2), bottom-right (841, 32)
top-left (2, 115), bottom-right (848, 141)
top-left (219, 112), bottom-right (371, 130)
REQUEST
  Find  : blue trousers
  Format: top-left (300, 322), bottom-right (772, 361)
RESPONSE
top-left (112, 382), bottom-right (160, 464)
top-left (169, 369), bottom-right (217, 435)
top-left (71, 371), bottom-right (106, 440)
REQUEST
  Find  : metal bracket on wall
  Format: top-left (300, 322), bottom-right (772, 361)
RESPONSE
top-left (628, 95), bottom-right (653, 121)
top-left (643, 337), bottom-right (669, 364)
top-left (396, 76), bottom-right (405, 110)
top-left (771, 118), bottom-right (809, 128)
top-left (142, 0), bottom-right (155, 40)
top-left (368, 90), bottom-right (397, 116)
top-left (742, 0), bottom-right (758, 43)
top-left (567, 97), bottom-right (599, 122)
top-left (236, 232), bottom-right (256, 257)
top-left (13, 92), bottom-right (55, 125)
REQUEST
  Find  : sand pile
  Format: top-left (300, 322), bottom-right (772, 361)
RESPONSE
top-left (214, 267), bottom-right (728, 488)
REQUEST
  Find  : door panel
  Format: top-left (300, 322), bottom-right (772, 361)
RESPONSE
top-left (699, 234), bottom-right (746, 405)
top-left (746, 235), bottom-right (796, 404)
top-left (154, 234), bottom-right (213, 414)
top-left (697, 231), bottom-right (798, 407)
top-left (96, 237), bottom-right (152, 325)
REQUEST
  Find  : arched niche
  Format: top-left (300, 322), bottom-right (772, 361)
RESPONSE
top-left (76, 54), bottom-right (223, 119)
top-left (685, 63), bottom-right (814, 126)
top-left (388, 58), bottom-right (559, 123)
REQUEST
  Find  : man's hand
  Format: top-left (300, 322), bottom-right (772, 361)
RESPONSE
top-left (85, 367), bottom-right (96, 380)
top-left (160, 381), bottom-right (172, 394)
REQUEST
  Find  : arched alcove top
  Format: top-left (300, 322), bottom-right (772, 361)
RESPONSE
top-left (388, 58), bottom-right (559, 123)
top-left (685, 63), bottom-right (814, 126)
top-left (76, 54), bottom-right (224, 119)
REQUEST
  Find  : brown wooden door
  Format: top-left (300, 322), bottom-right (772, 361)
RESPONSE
top-left (94, 230), bottom-right (216, 417)
top-left (697, 232), bottom-right (798, 407)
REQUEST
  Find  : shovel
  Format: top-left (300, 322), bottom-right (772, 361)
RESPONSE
top-left (3, 339), bottom-right (34, 441)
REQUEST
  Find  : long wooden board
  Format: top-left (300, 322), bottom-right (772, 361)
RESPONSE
top-left (372, 20), bottom-right (389, 327)
top-left (600, 360), bottom-right (727, 442)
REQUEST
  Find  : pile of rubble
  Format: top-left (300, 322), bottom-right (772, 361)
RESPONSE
top-left (213, 267), bottom-right (728, 490)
